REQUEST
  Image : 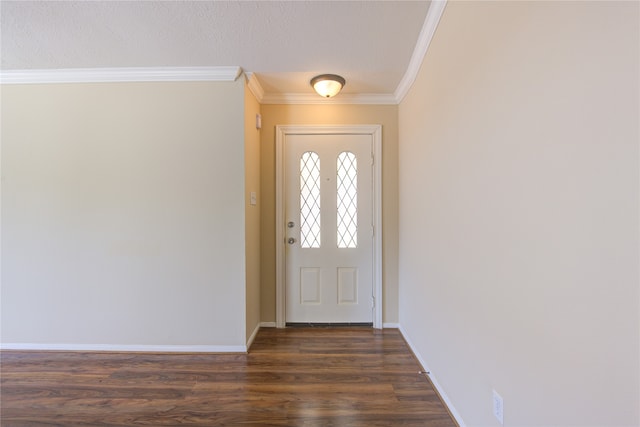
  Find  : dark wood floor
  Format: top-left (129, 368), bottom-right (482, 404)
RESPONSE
top-left (1, 327), bottom-right (457, 426)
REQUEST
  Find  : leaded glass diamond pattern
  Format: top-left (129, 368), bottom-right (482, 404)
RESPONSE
top-left (300, 152), bottom-right (321, 248)
top-left (337, 152), bottom-right (357, 248)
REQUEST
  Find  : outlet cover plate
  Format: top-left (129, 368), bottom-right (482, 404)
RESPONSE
top-left (493, 389), bottom-right (504, 425)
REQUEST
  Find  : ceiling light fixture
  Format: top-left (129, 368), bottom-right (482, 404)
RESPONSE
top-left (310, 74), bottom-right (346, 98)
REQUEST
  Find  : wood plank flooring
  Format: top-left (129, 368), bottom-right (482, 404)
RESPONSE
top-left (1, 327), bottom-right (457, 426)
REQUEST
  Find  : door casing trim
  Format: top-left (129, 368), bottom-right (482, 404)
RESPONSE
top-left (275, 125), bottom-right (383, 329)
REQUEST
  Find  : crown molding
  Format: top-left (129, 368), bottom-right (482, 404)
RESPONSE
top-left (0, 66), bottom-right (243, 84)
top-left (244, 72), bottom-right (265, 103)
top-left (242, 71), bottom-right (397, 105)
top-left (0, 1), bottom-right (446, 103)
top-left (261, 92), bottom-right (397, 105)
top-left (394, 0), bottom-right (447, 103)
top-left (253, 1), bottom-right (446, 106)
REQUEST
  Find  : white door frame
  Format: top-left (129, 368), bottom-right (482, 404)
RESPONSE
top-left (275, 125), bottom-right (383, 329)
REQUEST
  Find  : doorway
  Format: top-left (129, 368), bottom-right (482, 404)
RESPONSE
top-left (275, 125), bottom-right (382, 328)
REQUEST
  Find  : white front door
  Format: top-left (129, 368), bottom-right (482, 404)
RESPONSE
top-left (284, 133), bottom-right (374, 323)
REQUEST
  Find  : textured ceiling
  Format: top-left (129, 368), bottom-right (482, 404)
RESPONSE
top-left (0, 1), bottom-right (431, 97)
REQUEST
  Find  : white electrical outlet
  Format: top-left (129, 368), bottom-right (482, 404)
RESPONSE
top-left (493, 389), bottom-right (504, 425)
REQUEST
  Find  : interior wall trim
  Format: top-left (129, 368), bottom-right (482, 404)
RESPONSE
top-left (0, 343), bottom-right (247, 353)
top-left (394, 0), bottom-right (448, 103)
top-left (261, 92), bottom-right (397, 105)
top-left (398, 324), bottom-right (466, 426)
top-left (260, 322), bottom-right (277, 328)
top-left (246, 0), bottom-right (447, 106)
top-left (0, 0), bottom-right (446, 101)
top-left (245, 72), bottom-right (265, 102)
top-left (0, 66), bottom-right (243, 85)
top-left (246, 324), bottom-right (261, 350)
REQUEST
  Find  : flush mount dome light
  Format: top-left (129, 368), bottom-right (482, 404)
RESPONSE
top-left (310, 74), bottom-right (346, 98)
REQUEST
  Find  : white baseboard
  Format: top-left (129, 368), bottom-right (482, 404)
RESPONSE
top-left (260, 322), bottom-right (277, 327)
top-left (398, 325), bottom-right (466, 427)
top-left (0, 342), bottom-right (247, 353)
top-left (383, 322), bottom-right (400, 328)
top-left (246, 323), bottom-right (261, 350)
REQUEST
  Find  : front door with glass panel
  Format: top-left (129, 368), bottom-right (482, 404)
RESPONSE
top-left (284, 133), bottom-right (373, 323)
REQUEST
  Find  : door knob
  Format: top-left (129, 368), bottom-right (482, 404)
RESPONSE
top-left (287, 221), bottom-right (295, 228)
top-left (287, 237), bottom-right (296, 245)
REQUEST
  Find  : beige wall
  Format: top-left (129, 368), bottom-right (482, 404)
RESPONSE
top-left (259, 104), bottom-right (399, 324)
top-left (1, 81), bottom-right (249, 348)
top-left (244, 81), bottom-right (261, 342)
top-left (398, 1), bottom-right (639, 426)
